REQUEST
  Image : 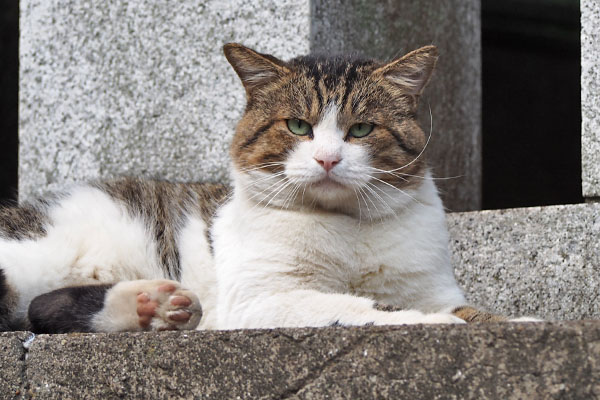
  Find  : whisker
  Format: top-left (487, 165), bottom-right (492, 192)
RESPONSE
top-left (301, 182), bottom-right (308, 206)
top-left (265, 178), bottom-right (296, 209)
top-left (352, 187), bottom-right (362, 228)
top-left (244, 173), bottom-right (287, 203)
top-left (364, 182), bottom-right (395, 216)
top-left (361, 185), bottom-right (383, 219)
top-left (240, 176), bottom-right (288, 218)
top-left (368, 175), bottom-right (423, 206)
top-left (239, 162), bottom-right (285, 173)
top-left (243, 171), bottom-right (286, 187)
top-left (386, 102), bottom-right (433, 173)
top-left (282, 178), bottom-right (304, 210)
top-left (356, 186), bottom-right (373, 223)
top-left (366, 166), bottom-right (462, 181)
top-left (364, 166), bottom-right (409, 182)
top-left (367, 181), bottom-right (419, 219)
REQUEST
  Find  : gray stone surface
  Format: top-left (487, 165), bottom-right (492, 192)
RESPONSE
top-left (2, 323), bottom-right (594, 399)
top-left (582, 0), bottom-right (600, 198)
top-left (0, 332), bottom-right (31, 399)
top-left (312, 0), bottom-right (481, 211)
top-left (449, 203), bottom-right (600, 320)
top-left (19, 0), bottom-right (311, 200)
top-left (20, 0), bottom-right (481, 211)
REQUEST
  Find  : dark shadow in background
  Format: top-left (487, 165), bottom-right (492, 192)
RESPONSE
top-left (0, 0), bottom-right (18, 203)
top-left (0, 0), bottom-right (585, 209)
top-left (482, 0), bottom-right (583, 209)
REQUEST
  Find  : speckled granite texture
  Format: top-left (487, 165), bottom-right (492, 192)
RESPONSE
top-left (449, 203), bottom-right (600, 320)
top-left (20, 0), bottom-right (481, 211)
top-left (582, 0), bottom-right (600, 198)
top-left (1, 323), bottom-right (599, 399)
top-left (19, 0), bottom-right (310, 200)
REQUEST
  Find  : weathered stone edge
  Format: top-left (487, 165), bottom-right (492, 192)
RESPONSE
top-left (1, 321), bottom-right (599, 399)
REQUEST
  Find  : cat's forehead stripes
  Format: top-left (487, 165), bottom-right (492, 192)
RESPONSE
top-left (289, 55), bottom-right (377, 116)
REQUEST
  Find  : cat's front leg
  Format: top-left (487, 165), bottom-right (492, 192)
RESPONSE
top-left (29, 280), bottom-right (202, 333)
top-left (219, 289), bottom-right (465, 329)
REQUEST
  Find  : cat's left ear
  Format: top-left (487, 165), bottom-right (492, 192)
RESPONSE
top-left (223, 43), bottom-right (290, 95)
top-left (375, 45), bottom-right (438, 96)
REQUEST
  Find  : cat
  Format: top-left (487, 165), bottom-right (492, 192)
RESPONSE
top-left (0, 43), bottom-right (504, 333)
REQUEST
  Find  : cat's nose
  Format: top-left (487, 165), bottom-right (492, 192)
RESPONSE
top-left (314, 156), bottom-right (341, 172)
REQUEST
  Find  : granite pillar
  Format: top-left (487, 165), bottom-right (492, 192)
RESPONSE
top-left (582, 0), bottom-right (600, 199)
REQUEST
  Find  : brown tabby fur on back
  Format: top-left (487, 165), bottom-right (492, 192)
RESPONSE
top-left (224, 44), bottom-right (438, 192)
top-left (98, 178), bottom-right (229, 279)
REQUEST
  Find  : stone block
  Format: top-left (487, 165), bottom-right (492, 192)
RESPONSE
top-left (582, 0), bottom-right (600, 198)
top-left (19, 0), bottom-right (311, 200)
top-left (449, 203), bottom-right (600, 320)
top-left (18, 323), bottom-right (600, 399)
top-left (20, 0), bottom-right (481, 211)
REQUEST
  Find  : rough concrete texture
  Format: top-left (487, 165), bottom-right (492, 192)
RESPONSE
top-left (0, 332), bottom-right (32, 399)
top-left (449, 203), bottom-right (600, 320)
top-left (20, 0), bottom-right (481, 211)
top-left (0, 323), bottom-right (593, 399)
top-left (582, 0), bottom-right (600, 198)
top-left (311, 0), bottom-right (481, 211)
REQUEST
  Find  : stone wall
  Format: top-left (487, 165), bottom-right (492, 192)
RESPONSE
top-left (449, 203), bottom-right (600, 320)
top-left (20, 0), bottom-right (481, 211)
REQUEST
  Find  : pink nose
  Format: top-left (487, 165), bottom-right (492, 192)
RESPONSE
top-left (314, 156), bottom-right (341, 172)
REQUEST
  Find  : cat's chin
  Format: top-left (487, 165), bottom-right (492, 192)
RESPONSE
top-left (304, 178), bottom-right (356, 208)
top-left (311, 177), bottom-right (346, 190)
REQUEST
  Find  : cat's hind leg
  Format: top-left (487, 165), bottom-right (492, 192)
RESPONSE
top-left (28, 280), bottom-right (202, 333)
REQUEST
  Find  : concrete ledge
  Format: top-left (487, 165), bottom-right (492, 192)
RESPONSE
top-left (449, 202), bottom-right (600, 320)
top-left (0, 332), bottom-right (30, 398)
top-left (1, 322), bottom-right (598, 399)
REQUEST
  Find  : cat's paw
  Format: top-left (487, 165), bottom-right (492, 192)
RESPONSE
top-left (420, 312), bottom-right (466, 325)
top-left (136, 281), bottom-right (202, 331)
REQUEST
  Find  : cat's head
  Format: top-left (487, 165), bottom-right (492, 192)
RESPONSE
top-left (224, 43), bottom-right (437, 218)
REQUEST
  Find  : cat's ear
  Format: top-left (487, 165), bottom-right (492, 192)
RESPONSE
top-left (223, 43), bottom-right (290, 94)
top-left (375, 45), bottom-right (438, 96)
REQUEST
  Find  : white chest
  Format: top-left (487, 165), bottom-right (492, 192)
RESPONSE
top-left (213, 194), bottom-right (451, 300)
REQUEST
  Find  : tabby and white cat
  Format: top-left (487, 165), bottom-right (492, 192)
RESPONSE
top-left (0, 43), bottom-right (497, 333)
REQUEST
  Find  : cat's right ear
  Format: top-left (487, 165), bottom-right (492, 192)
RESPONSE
top-left (223, 43), bottom-right (290, 95)
top-left (374, 45), bottom-right (438, 97)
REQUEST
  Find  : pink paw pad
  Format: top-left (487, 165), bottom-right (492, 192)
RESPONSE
top-left (133, 281), bottom-right (201, 331)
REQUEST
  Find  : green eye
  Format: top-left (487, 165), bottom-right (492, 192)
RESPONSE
top-left (349, 123), bottom-right (374, 138)
top-left (286, 119), bottom-right (312, 136)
